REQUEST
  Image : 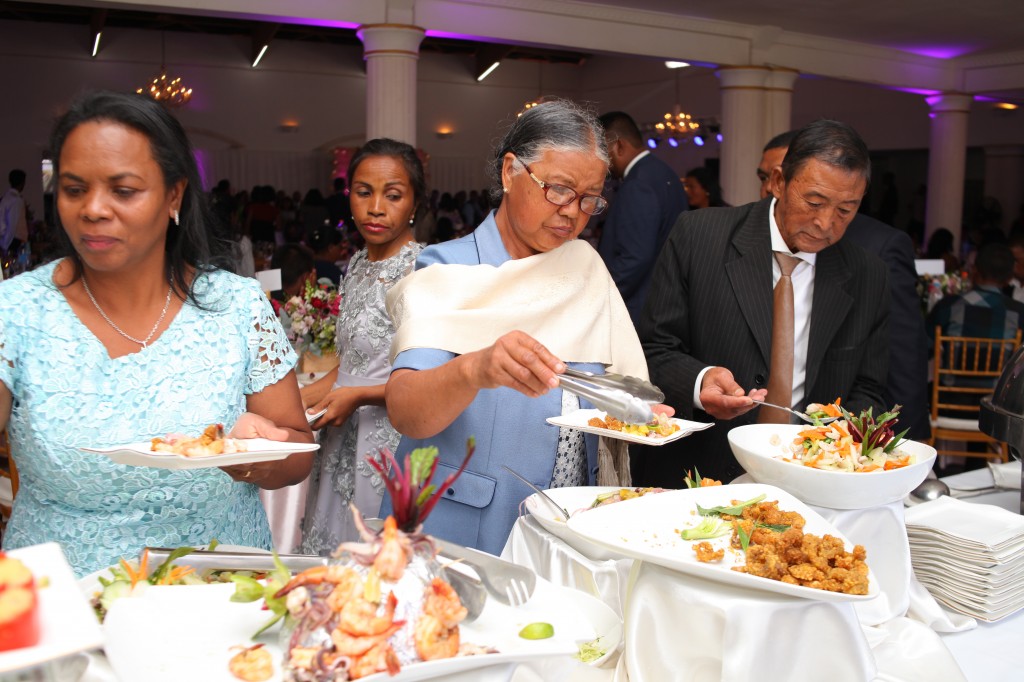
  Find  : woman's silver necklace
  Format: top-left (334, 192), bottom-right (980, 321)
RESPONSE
top-left (82, 276), bottom-right (173, 349)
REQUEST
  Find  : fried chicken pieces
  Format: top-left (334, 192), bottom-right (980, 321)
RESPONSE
top-left (693, 500), bottom-right (870, 596)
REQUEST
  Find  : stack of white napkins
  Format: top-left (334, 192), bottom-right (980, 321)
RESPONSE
top-left (904, 495), bottom-right (1024, 621)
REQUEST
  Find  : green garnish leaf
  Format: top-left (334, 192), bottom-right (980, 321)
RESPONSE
top-left (229, 575), bottom-right (265, 603)
top-left (206, 539), bottom-right (220, 551)
top-left (756, 523), bottom-right (791, 533)
top-left (679, 517), bottom-right (730, 541)
top-left (149, 546), bottom-right (195, 583)
top-left (409, 446), bottom-right (440, 488)
top-left (696, 494), bottom-right (767, 517)
top-left (736, 522), bottom-right (752, 551)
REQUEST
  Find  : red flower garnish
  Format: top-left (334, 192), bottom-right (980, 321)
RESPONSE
top-left (367, 439), bottom-right (476, 533)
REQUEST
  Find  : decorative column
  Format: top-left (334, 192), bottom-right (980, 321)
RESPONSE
top-left (356, 24), bottom-right (425, 146)
top-left (983, 145), bottom-right (1024, 233)
top-left (764, 68), bottom-right (799, 143)
top-left (717, 66), bottom-right (769, 206)
top-left (924, 93), bottom-right (972, 251)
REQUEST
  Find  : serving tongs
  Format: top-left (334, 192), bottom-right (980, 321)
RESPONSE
top-left (557, 368), bottom-right (663, 424)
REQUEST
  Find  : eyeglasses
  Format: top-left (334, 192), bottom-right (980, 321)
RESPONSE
top-left (513, 155), bottom-right (608, 216)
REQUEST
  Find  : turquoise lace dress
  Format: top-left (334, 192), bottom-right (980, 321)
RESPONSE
top-left (0, 262), bottom-right (296, 577)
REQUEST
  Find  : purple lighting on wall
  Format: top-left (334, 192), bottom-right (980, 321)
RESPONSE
top-left (891, 87), bottom-right (942, 97)
top-left (896, 45), bottom-right (975, 60)
top-left (249, 16), bottom-right (359, 30)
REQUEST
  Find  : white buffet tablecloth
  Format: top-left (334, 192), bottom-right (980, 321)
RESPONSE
top-left (502, 466), bottom-right (1024, 682)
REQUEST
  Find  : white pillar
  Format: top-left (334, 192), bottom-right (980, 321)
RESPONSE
top-left (925, 93), bottom-right (972, 251)
top-left (356, 24), bottom-right (425, 146)
top-left (717, 66), bottom-right (769, 206)
top-left (764, 68), bottom-right (799, 143)
top-left (983, 145), bottom-right (1024, 234)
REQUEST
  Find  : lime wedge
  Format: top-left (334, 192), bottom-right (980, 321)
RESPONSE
top-left (518, 622), bottom-right (555, 640)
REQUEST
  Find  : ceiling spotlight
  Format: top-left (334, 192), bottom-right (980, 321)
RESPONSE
top-left (646, 137), bottom-right (659, 149)
top-left (665, 61), bottom-right (690, 69)
top-left (716, 133), bottom-right (724, 143)
top-left (994, 102), bottom-right (1018, 111)
top-left (693, 135), bottom-right (705, 147)
top-left (477, 61), bottom-right (500, 82)
top-left (667, 137), bottom-right (679, 148)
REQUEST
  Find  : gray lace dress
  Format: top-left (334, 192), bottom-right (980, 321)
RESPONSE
top-left (299, 242), bottom-right (422, 555)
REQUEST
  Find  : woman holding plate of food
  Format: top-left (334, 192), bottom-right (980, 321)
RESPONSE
top-left (383, 99), bottom-right (672, 555)
top-left (298, 138), bottom-right (425, 555)
top-left (0, 91), bottom-right (313, 576)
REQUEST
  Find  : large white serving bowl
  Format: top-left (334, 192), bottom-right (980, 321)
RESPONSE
top-left (728, 423), bottom-right (937, 510)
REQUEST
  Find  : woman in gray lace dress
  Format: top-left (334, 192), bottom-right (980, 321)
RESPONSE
top-left (298, 139), bottom-right (424, 554)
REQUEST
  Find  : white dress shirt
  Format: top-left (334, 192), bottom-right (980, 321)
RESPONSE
top-left (694, 198), bottom-right (816, 409)
top-left (622, 150), bottom-right (650, 178)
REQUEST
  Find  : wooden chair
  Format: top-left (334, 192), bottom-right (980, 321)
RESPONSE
top-left (928, 326), bottom-right (1023, 462)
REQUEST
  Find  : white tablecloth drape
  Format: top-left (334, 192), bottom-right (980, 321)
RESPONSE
top-left (503, 497), bottom-right (969, 682)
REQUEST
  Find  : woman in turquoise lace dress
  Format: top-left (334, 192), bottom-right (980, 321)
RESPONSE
top-left (0, 91), bottom-right (314, 577)
top-left (298, 139), bottom-right (424, 554)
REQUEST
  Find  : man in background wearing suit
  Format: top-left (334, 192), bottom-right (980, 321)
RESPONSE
top-left (759, 132), bottom-right (931, 442)
top-left (597, 112), bottom-right (689, 323)
top-left (636, 120), bottom-right (889, 484)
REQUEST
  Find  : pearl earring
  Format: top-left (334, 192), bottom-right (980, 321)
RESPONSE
top-left (172, 210), bottom-right (180, 226)
top-left (409, 216), bottom-right (415, 226)
top-left (503, 187), bottom-right (509, 194)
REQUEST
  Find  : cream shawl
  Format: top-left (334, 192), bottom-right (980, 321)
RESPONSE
top-left (385, 238), bottom-right (648, 486)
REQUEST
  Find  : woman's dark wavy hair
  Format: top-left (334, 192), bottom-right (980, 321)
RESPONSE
top-left (50, 90), bottom-right (235, 306)
top-left (347, 138), bottom-right (427, 224)
top-left (685, 166), bottom-right (726, 208)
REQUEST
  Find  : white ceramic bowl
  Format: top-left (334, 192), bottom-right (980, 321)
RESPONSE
top-left (728, 423), bottom-right (937, 509)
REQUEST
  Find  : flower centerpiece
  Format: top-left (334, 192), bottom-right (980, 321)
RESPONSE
top-left (916, 271), bottom-right (970, 314)
top-left (273, 278), bottom-right (342, 374)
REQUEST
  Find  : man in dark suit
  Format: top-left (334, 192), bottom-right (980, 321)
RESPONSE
top-left (597, 112), bottom-right (689, 323)
top-left (759, 131), bottom-right (931, 442)
top-left (636, 120), bottom-right (890, 484)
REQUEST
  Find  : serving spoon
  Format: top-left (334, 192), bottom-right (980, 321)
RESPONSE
top-left (753, 400), bottom-right (840, 425)
top-left (909, 478), bottom-right (950, 502)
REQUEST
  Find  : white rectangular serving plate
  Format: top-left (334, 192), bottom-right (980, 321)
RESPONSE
top-left (102, 577), bottom-right (621, 681)
top-left (0, 543), bottom-right (104, 674)
top-left (566, 483), bottom-right (879, 603)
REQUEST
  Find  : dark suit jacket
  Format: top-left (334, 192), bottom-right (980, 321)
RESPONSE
top-left (635, 198), bottom-right (890, 484)
top-left (598, 153), bottom-right (688, 322)
top-left (844, 214), bottom-right (931, 441)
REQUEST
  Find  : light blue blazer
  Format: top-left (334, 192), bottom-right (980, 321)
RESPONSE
top-left (382, 213), bottom-right (601, 555)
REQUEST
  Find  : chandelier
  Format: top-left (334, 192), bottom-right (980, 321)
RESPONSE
top-left (641, 67), bottom-right (719, 148)
top-left (136, 33), bottom-right (193, 107)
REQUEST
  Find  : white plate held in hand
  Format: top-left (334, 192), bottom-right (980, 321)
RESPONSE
top-left (546, 409), bottom-right (712, 446)
top-left (81, 439), bottom-right (319, 470)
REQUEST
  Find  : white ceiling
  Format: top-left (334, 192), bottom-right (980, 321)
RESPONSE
top-left (587, 0), bottom-right (1024, 58)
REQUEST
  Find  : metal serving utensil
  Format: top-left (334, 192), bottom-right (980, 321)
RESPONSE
top-left (502, 464), bottom-right (570, 519)
top-left (753, 400), bottom-right (840, 425)
top-left (561, 367), bottom-right (665, 404)
top-left (558, 374), bottom-right (655, 424)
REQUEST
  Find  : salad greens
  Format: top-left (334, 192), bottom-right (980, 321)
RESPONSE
top-left (695, 494), bottom-right (766, 518)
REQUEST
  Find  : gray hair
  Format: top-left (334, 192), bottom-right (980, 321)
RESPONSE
top-left (488, 98), bottom-right (609, 204)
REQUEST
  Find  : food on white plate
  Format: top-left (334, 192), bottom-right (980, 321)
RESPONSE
top-left (151, 423), bottom-right (247, 457)
top-left (773, 404), bottom-right (913, 473)
top-left (682, 495), bottom-right (870, 595)
top-left (0, 553), bottom-right (41, 652)
top-left (262, 441), bottom-right (497, 680)
top-left (90, 544), bottom-right (265, 623)
top-left (588, 487), bottom-right (668, 510)
top-left (587, 412), bottom-right (680, 438)
top-left (229, 644), bottom-right (274, 682)
top-left (574, 636), bottom-right (607, 663)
